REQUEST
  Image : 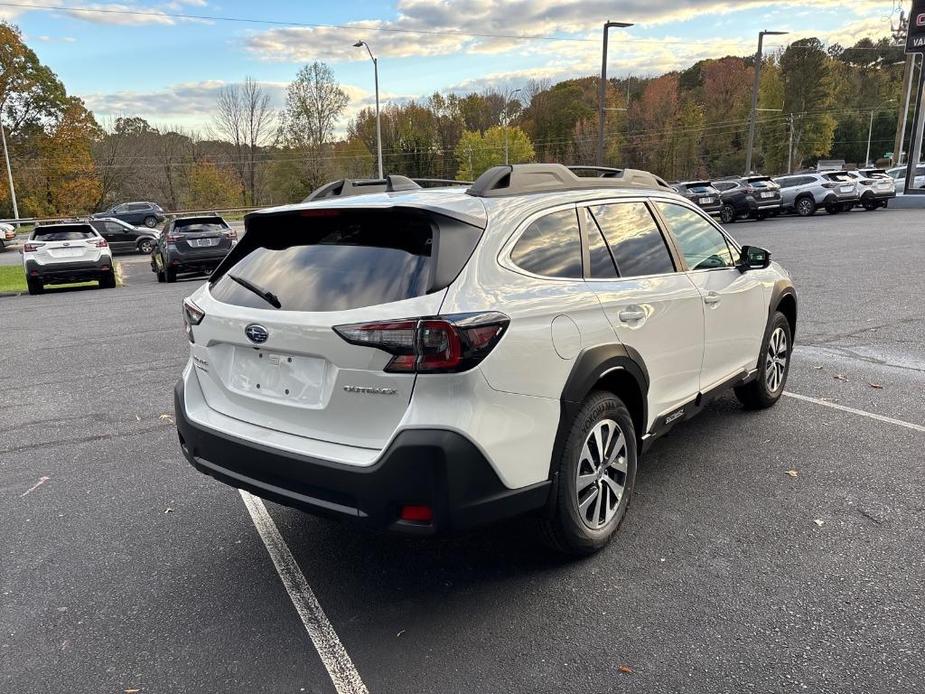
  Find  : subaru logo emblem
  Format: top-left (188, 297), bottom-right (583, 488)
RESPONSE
top-left (245, 324), bottom-right (269, 344)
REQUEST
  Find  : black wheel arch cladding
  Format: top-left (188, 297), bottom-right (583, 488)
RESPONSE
top-left (548, 344), bottom-right (649, 485)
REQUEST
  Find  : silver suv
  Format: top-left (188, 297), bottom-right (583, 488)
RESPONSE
top-left (774, 172), bottom-right (859, 216)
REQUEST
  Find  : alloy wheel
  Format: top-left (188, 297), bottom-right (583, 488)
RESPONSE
top-left (576, 419), bottom-right (628, 530)
top-left (765, 327), bottom-right (788, 392)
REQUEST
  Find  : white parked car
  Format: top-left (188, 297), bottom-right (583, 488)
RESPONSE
top-left (886, 165), bottom-right (925, 192)
top-left (174, 165), bottom-right (797, 555)
top-left (22, 222), bottom-right (115, 295)
top-left (845, 169), bottom-right (896, 210)
top-left (0, 221), bottom-right (15, 250)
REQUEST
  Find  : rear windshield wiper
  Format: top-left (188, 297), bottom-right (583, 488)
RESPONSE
top-left (228, 273), bottom-right (282, 309)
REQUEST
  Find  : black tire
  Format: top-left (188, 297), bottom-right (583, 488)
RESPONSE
top-left (881, 200), bottom-right (889, 208)
top-left (824, 202), bottom-right (840, 215)
top-left (719, 204), bottom-right (736, 224)
top-left (138, 238), bottom-right (155, 254)
top-left (143, 216), bottom-right (158, 228)
top-left (156, 269), bottom-right (165, 283)
top-left (541, 391), bottom-right (637, 556)
top-left (27, 277), bottom-right (44, 295)
top-left (165, 266), bottom-right (177, 283)
top-left (756, 210), bottom-right (769, 221)
top-left (734, 311), bottom-right (792, 410)
top-left (795, 197), bottom-right (816, 217)
top-left (99, 273), bottom-right (116, 289)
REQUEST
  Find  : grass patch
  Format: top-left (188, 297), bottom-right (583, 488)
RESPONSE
top-left (0, 262), bottom-right (123, 294)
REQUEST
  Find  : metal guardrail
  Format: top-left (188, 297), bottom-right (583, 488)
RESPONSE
top-left (0, 206), bottom-right (263, 227)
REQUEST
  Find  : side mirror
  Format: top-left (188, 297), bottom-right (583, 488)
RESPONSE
top-left (739, 245), bottom-right (771, 270)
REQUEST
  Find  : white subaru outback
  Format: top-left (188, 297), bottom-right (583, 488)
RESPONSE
top-left (175, 164), bottom-right (796, 555)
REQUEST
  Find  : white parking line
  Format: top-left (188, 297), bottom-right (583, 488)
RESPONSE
top-left (784, 392), bottom-right (925, 433)
top-left (239, 490), bottom-right (369, 694)
top-left (20, 476), bottom-right (50, 497)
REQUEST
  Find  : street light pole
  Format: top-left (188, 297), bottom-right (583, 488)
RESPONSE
top-left (354, 40), bottom-right (383, 179)
top-left (504, 87), bottom-right (522, 165)
top-left (597, 20), bottom-right (634, 166)
top-left (744, 29), bottom-right (788, 175)
top-left (0, 109), bottom-right (19, 222)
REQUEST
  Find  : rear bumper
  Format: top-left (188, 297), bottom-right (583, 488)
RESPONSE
top-left (25, 258), bottom-right (112, 283)
top-left (862, 191), bottom-right (896, 201)
top-left (174, 380), bottom-right (550, 534)
top-left (166, 251), bottom-right (225, 274)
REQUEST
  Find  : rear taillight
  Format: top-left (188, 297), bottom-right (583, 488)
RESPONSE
top-left (223, 229), bottom-right (237, 241)
top-left (182, 298), bottom-right (205, 343)
top-left (860, 179), bottom-right (874, 186)
top-left (821, 182), bottom-right (838, 189)
top-left (744, 185), bottom-right (756, 194)
top-left (91, 238), bottom-right (108, 248)
top-left (23, 242), bottom-right (43, 252)
top-left (334, 312), bottom-right (509, 374)
top-left (167, 233), bottom-right (181, 244)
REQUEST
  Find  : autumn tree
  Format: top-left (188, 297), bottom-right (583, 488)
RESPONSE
top-left (186, 161), bottom-right (241, 209)
top-left (779, 38), bottom-right (837, 169)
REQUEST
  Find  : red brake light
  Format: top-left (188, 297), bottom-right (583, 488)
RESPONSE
top-left (91, 237), bottom-right (108, 248)
top-left (23, 242), bottom-right (42, 252)
top-left (821, 182), bottom-right (838, 189)
top-left (400, 505), bottom-right (433, 523)
top-left (223, 229), bottom-right (237, 240)
top-left (334, 313), bottom-right (509, 374)
top-left (167, 233), bottom-right (181, 243)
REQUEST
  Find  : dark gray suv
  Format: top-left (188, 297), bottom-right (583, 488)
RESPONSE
top-left (92, 202), bottom-right (166, 228)
top-left (151, 215), bottom-right (236, 283)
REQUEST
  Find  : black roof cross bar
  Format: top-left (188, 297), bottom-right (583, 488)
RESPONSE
top-left (303, 174), bottom-right (421, 202)
top-left (466, 164), bottom-right (672, 198)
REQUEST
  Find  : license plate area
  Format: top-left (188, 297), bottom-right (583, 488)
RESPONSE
top-left (190, 238), bottom-right (218, 248)
top-left (760, 191), bottom-right (774, 198)
top-left (699, 197), bottom-right (713, 204)
top-left (227, 347), bottom-right (327, 404)
top-left (840, 186), bottom-right (853, 193)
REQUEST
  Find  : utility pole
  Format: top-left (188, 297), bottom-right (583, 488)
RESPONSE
top-left (787, 113), bottom-right (794, 174)
top-left (744, 29), bottom-right (788, 175)
top-left (597, 20), bottom-right (634, 166)
top-left (0, 110), bottom-right (18, 222)
top-left (504, 87), bottom-right (522, 165)
top-left (867, 99), bottom-right (897, 166)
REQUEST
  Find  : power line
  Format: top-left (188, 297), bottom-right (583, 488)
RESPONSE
top-left (0, 2), bottom-right (600, 43)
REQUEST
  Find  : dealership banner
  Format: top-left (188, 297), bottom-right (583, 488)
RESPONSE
top-left (907, 0), bottom-right (925, 52)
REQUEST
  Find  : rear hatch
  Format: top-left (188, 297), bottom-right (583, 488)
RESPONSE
top-left (745, 176), bottom-right (780, 201)
top-left (170, 217), bottom-right (233, 257)
top-left (29, 226), bottom-right (104, 264)
top-left (190, 206), bottom-right (484, 450)
top-left (823, 172), bottom-right (857, 196)
top-left (683, 181), bottom-right (720, 205)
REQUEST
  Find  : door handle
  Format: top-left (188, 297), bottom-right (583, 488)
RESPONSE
top-left (618, 307), bottom-right (646, 322)
top-left (703, 292), bottom-right (721, 306)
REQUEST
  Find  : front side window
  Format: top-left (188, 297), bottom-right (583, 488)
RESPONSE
top-left (590, 202), bottom-right (675, 278)
top-left (510, 209), bottom-right (583, 279)
top-left (655, 202), bottom-right (734, 271)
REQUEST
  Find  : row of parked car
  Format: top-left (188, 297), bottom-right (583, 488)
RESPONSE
top-left (20, 212), bottom-right (235, 294)
top-left (672, 168), bottom-right (899, 223)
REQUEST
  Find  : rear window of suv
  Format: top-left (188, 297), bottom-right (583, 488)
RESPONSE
top-left (32, 225), bottom-right (96, 241)
top-left (210, 208), bottom-right (482, 312)
top-left (173, 217), bottom-right (228, 233)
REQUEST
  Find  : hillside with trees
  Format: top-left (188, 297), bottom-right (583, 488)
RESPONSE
top-left (0, 20), bottom-right (908, 218)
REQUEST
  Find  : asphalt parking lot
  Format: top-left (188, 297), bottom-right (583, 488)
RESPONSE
top-left (2, 208), bottom-right (923, 694)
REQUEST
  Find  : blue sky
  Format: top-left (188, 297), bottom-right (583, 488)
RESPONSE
top-left (1, 0), bottom-right (901, 132)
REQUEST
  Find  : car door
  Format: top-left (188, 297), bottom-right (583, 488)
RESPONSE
top-left (581, 200), bottom-right (705, 428)
top-left (653, 201), bottom-right (767, 392)
top-left (109, 221), bottom-right (137, 251)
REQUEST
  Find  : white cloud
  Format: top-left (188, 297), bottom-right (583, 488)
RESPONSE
top-left (8, 1), bottom-right (212, 27)
top-left (244, 0), bottom-right (893, 63)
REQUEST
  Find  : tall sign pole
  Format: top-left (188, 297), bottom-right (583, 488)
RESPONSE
top-left (904, 0), bottom-right (925, 193)
top-left (597, 21), bottom-right (634, 166)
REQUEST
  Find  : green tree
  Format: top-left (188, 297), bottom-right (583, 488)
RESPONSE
top-left (780, 38), bottom-right (837, 170)
top-left (455, 126), bottom-right (534, 179)
top-left (186, 161), bottom-right (241, 209)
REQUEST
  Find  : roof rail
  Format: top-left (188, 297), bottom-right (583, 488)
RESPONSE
top-left (467, 164), bottom-right (672, 198)
top-left (304, 175), bottom-right (421, 202)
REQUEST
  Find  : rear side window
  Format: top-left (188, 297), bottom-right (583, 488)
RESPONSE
top-left (211, 208), bottom-right (481, 312)
top-left (655, 202), bottom-right (734, 270)
top-left (589, 202), bottom-right (675, 278)
top-left (32, 226), bottom-right (96, 241)
top-left (510, 209), bottom-right (582, 279)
